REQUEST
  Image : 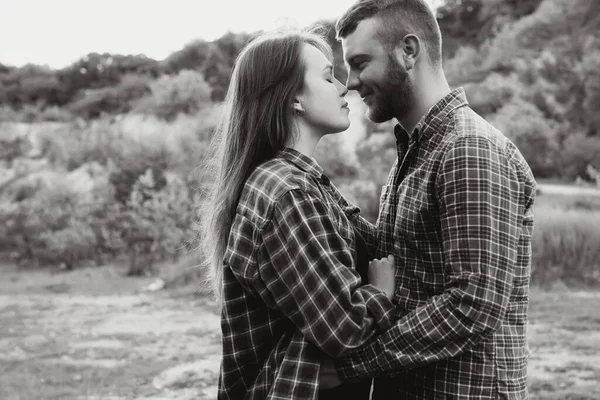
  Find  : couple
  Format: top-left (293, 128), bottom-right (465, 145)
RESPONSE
top-left (200, 0), bottom-right (537, 399)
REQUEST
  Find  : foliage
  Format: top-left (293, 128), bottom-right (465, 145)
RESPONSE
top-left (488, 98), bottom-right (560, 178)
top-left (0, 104), bottom-right (217, 271)
top-left (313, 134), bottom-right (359, 179)
top-left (67, 74), bottom-right (151, 119)
top-left (559, 133), bottom-right (600, 181)
top-left (132, 70), bottom-right (212, 121)
top-left (121, 171), bottom-right (195, 276)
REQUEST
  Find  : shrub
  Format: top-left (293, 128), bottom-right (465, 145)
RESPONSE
top-left (488, 98), bottom-right (560, 178)
top-left (463, 73), bottom-right (521, 116)
top-left (132, 70), bottom-right (212, 121)
top-left (121, 170), bottom-right (195, 276)
top-left (4, 168), bottom-right (108, 268)
top-left (354, 132), bottom-right (397, 187)
top-left (313, 134), bottom-right (359, 180)
top-left (559, 133), bottom-right (600, 181)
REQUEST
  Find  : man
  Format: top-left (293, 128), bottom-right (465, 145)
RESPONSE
top-left (320, 0), bottom-right (537, 398)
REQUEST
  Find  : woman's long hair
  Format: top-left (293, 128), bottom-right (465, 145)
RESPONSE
top-left (199, 29), bottom-right (333, 301)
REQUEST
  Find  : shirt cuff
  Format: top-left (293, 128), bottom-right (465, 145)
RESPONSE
top-left (333, 337), bottom-right (384, 382)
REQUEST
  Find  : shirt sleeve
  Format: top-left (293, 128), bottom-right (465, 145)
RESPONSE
top-left (334, 136), bottom-right (522, 380)
top-left (328, 181), bottom-right (379, 258)
top-left (257, 189), bottom-right (399, 358)
top-left (348, 213), bottom-right (378, 260)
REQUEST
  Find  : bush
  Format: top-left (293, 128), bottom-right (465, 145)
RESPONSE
top-left (559, 133), bottom-right (600, 181)
top-left (3, 164), bottom-right (116, 268)
top-left (121, 170), bottom-right (195, 276)
top-left (355, 132), bottom-right (397, 187)
top-left (463, 73), bottom-right (521, 116)
top-left (444, 45), bottom-right (486, 85)
top-left (132, 70), bottom-right (212, 121)
top-left (313, 134), bottom-right (359, 180)
top-left (488, 98), bottom-right (560, 178)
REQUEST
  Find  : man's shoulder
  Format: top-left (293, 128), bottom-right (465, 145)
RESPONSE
top-left (438, 106), bottom-right (515, 155)
top-left (450, 106), bottom-right (505, 142)
top-left (439, 106), bottom-right (535, 178)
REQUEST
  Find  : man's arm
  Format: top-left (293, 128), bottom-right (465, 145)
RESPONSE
top-left (334, 136), bottom-right (523, 380)
top-left (257, 189), bottom-right (399, 358)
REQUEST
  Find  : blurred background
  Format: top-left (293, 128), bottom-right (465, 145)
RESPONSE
top-left (1, 0), bottom-right (598, 284)
top-left (0, 0), bottom-right (599, 398)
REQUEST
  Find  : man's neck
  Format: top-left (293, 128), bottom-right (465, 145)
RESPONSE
top-left (398, 74), bottom-right (451, 135)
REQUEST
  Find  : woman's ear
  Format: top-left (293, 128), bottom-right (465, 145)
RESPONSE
top-left (292, 99), bottom-right (305, 115)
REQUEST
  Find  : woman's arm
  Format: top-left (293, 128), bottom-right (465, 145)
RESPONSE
top-left (327, 182), bottom-right (379, 258)
top-left (256, 189), bottom-right (398, 358)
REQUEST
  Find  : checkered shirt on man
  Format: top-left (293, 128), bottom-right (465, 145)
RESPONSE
top-left (336, 88), bottom-right (537, 399)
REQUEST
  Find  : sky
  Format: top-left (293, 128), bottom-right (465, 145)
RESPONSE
top-left (0, 0), bottom-right (439, 69)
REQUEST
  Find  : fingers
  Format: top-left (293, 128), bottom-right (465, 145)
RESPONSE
top-left (369, 255), bottom-right (395, 269)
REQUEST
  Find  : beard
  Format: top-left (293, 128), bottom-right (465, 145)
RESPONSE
top-left (366, 54), bottom-right (414, 124)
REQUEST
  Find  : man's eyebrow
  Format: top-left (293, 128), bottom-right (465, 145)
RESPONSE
top-left (346, 55), bottom-right (365, 65)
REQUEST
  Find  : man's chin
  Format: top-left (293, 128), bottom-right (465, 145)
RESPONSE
top-left (366, 107), bottom-right (392, 124)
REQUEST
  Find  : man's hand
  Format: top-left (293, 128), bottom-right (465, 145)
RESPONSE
top-left (319, 358), bottom-right (343, 390)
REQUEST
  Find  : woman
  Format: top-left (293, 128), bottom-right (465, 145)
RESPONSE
top-left (200, 29), bottom-right (398, 400)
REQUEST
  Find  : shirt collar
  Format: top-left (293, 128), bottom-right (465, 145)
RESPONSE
top-left (394, 87), bottom-right (469, 145)
top-left (276, 147), bottom-right (327, 183)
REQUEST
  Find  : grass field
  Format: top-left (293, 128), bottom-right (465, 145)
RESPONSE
top-left (0, 261), bottom-right (599, 400)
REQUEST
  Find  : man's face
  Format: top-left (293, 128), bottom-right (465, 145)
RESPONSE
top-left (341, 18), bottom-right (414, 123)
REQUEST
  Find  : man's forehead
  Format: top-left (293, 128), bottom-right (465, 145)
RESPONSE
top-left (341, 18), bottom-right (380, 58)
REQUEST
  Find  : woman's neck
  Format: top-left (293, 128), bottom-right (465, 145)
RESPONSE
top-left (288, 124), bottom-right (322, 157)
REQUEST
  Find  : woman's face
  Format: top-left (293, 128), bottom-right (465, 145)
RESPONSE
top-left (296, 44), bottom-right (351, 135)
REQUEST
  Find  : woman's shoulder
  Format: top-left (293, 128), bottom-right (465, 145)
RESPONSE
top-left (247, 158), bottom-right (314, 197)
top-left (238, 158), bottom-right (317, 224)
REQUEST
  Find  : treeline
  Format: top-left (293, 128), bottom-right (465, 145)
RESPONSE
top-left (0, 32), bottom-right (252, 120)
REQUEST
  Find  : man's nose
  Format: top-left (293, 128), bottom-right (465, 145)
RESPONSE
top-left (346, 72), bottom-right (360, 91)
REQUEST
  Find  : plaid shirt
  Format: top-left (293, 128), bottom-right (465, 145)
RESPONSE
top-left (218, 148), bottom-right (399, 400)
top-left (336, 88), bottom-right (537, 399)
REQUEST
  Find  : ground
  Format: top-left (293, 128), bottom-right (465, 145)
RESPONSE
top-left (1, 263), bottom-right (599, 400)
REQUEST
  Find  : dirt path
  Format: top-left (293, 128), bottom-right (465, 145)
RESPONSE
top-left (1, 268), bottom-right (599, 399)
top-left (0, 292), bottom-right (221, 400)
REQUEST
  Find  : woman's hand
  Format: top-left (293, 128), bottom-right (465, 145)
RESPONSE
top-left (368, 255), bottom-right (396, 300)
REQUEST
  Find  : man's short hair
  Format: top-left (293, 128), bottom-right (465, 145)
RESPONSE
top-left (336, 0), bottom-right (442, 67)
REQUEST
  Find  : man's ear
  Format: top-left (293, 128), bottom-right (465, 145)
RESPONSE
top-left (395, 34), bottom-right (420, 71)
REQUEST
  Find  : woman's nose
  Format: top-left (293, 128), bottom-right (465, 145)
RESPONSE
top-left (337, 80), bottom-right (348, 97)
